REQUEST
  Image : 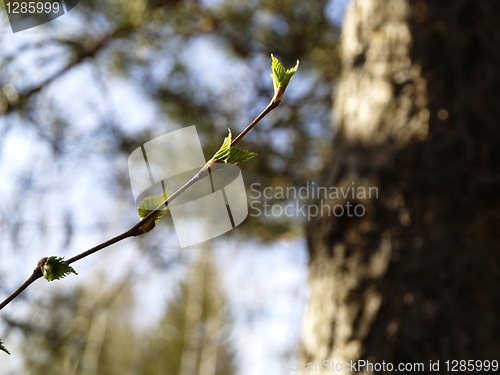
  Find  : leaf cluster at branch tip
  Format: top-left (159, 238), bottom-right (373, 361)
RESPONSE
top-left (270, 54), bottom-right (299, 102)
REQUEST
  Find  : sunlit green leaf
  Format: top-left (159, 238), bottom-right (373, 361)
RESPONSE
top-left (212, 129), bottom-right (258, 164)
top-left (224, 147), bottom-right (258, 164)
top-left (270, 54), bottom-right (299, 101)
top-left (212, 129), bottom-right (232, 161)
top-left (41, 256), bottom-right (78, 282)
top-left (137, 193), bottom-right (169, 234)
top-left (138, 192), bottom-right (169, 223)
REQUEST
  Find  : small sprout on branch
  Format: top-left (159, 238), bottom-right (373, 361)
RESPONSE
top-left (39, 256), bottom-right (78, 282)
top-left (212, 129), bottom-right (258, 164)
top-left (138, 192), bottom-right (169, 222)
top-left (137, 192), bottom-right (169, 233)
top-left (270, 54), bottom-right (299, 102)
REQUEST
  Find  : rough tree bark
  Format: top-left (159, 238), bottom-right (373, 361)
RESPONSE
top-left (301, 0), bottom-right (500, 372)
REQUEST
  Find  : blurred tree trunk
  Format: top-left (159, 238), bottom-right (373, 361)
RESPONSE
top-left (302, 0), bottom-right (500, 371)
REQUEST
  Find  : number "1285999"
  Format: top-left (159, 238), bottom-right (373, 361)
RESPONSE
top-left (6, 1), bottom-right (61, 14)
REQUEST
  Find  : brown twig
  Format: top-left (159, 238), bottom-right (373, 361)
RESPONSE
top-left (0, 268), bottom-right (42, 311)
top-left (231, 99), bottom-right (280, 146)
top-left (3, 26), bottom-right (130, 115)
top-left (0, 98), bottom-right (282, 312)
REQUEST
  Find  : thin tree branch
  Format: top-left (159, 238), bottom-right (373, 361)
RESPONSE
top-left (0, 267), bottom-right (42, 311)
top-left (66, 231), bottom-right (135, 265)
top-left (0, 98), bottom-right (282, 312)
top-left (3, 26), bottom-right (130, 115)
top-left (231, 99), bottom-right (280, 146)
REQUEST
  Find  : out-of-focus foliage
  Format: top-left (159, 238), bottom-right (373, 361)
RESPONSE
top-left (4, 249), bottom-right (233, 374)
top-left (138, 248), bottom-right (234, 375)
top-left (4, 277), bottom-right (139, 374)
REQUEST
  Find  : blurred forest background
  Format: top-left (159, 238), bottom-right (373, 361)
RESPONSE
top-left (1, 0), bottom-right (347, 373)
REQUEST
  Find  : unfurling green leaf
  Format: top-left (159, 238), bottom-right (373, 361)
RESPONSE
top-left (137, 193), bottom-right (169, 233)
top-left (212, 129), bottom-right (258, 164)
top-left (270, 54), bottom-right (299, 102)
top-left (138, 192), bottom-right (169, 222)
top-left (40, 256), bottom-right (78, 282)
top-left (0, 339), bottom-right (10, 355)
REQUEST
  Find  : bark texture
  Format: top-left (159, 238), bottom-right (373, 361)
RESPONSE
top-left (301, 0), bottom-right (500, 371)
